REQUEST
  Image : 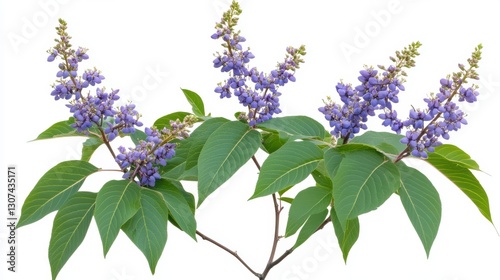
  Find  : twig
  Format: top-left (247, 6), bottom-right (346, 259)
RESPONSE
top-left (260, 193), bottom-right (282, 279)
top-left (196, 230), bottom-right (261, 278)
top-left (265, 216), bottom-right (332, 275)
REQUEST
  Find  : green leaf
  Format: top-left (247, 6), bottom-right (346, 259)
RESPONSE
top-left (94, 180), bottom-right (141, 256)
top-left (170, 180), bottom-right (196, 213)
top-left (331, 207), bottom-right (360, 262)
top-left (198, 121), bottom-right (261, 205)
top-left (182, 88), bottom-right (205, 116)
top-left (331, 147), bottom-right (400, 228)
top-left (398, 163), bottom-right (441, 257)
top-left (160, 119), bottom-right (230, 181)
top-left (122, 188), bottom-right (169, 274)
top-left (311, 160), bottom-right (333, 190)
top-left (153, 111), bottom-right (192, 130)
top-left (427, 151), bottom-right (492, 223)
top-left (185, 117), bottom-right (230, 170)
top-left (32, 118), bottom-right (101, 141)
top-left (129, 129), bottom-right (147, 146)
top-left (178, 165), bottom-right (198, 181)
top-left (293, 209), bottom-right (328, 249)
top-left (81, 138), bottom-right (103, 161)
top-left (159, 140), bottom-right (191, 180)
top-left (431, 144), bottom-right (480, 170)
top-left (49, 192), bottom-right (97, 280)
top-left (324, 147), bottom-right (343, 179)
top-left (279, 197), bottom-right (294, 204)
top-left (350, 131), bottom-right (406, 155)
top-left (251, 141), bottom-right (323, 199)
top-left (285, 186), bottom-right (332, 237)
top-left (154, 179), bottom-right (197, 240)
top-left (260, 131), bottom-right (290, 154)
top-left (278, 185), bottom-right (295, 196)
top-left (18, 160), bottom-right (98, 228)
top-left (257, 116), bottom-right (326, 140)
top-left (32, 118), bottom-right (80, 140)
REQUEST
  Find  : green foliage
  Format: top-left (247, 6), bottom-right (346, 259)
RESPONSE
top-left (49, 192), bottom-right (96, 280)
top-left (350, 131), bottom-right (406, 155)
top-left (159, 117), bottom-right (230, 181)
top-left (257, 116), bottom-right (327, 140)
top-left (153, 111), bottom-right (192, 129)
top-left (20, 12), bottom-right (496, 279)
top-left (18, 160), bottom-right (98, 228)
top-left (94, 180), bottom-right (141, 256)
top-left (81, 138), bottom-right (103, 161)
top-left (331, 207), bottom-right (360, 262)
top-left (285, 186), bottom-right (331, 237)
top-left (198, 120), bottom-right (261, 205)
top-left (427, 145), bottom-right (492, 223)
top-left (154, 179), bottom-right (197, 240)
top-left (397, 163), bottom-right (441, 257)
top-left (293, 209), bottom-right (328, 249)
top-left (327, 145), bottom-right (400, 228)
top-left (182, 88), bottom-right (206, 117)
top-left (251, 141), bottom-right (323, 199)
top-left (32, 118), bottom-right (89, 140)
top-left (122, 187), bottom-right (169, 274)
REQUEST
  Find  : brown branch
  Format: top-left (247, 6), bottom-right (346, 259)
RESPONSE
top-left (196, 230), bottom-right (261, 278)
top-left (265, 216), bottom-right (332, 275)
top-left (196, 151), bottom-right (334, 279)
top-left (260, 193), bottom-right (282, 279)
top-left (251, 155), bottom-right (261, 170)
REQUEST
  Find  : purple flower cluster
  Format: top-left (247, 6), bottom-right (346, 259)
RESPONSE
top-left (115, 116), bottom-right (196, 187)
top-left (116, 127), bottom-right (177, 187)
top-left (47, 32), bottom-right (94, 101)
top-left (47, 21), bottom-right (104, 101)
top-left (49, 48), bottom-right (93, 101)
top-left (320, 42), bottom-right (482, 159)
top-left (104, 103), bottom-right (143, 141)
top-left (66, 88), bottom-right (119, 133)
top-left (393, 78), bottom-right (478, 158)
top-left (363, 44), bottom-right (480, 159)
top-left (212, 1), bottom-right (305, 126)
top-left (48, 19), bottom-right (142, 141)
top-left (319, 66), bottom-right (405, 141)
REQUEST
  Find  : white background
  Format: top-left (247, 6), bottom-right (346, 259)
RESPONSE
top-left (1, 1), bottom-right (500, 280)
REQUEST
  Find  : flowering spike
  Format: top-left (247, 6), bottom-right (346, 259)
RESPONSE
top-left (395, 44), bottom-right (482, 160)
top-left (319, 42), bottom-right (421, 143)
top-left (211, 3), bottom-right (305, 126)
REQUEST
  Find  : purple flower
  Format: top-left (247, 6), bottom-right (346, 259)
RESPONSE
top-left (66, 88), bottom-right (120, 135)
top-left (319, 63), bottom-right (408, 141)
top-left (398, 76), bottom-right (479, 158)
top-left (116, 127), bottom-right (178, 187)
top-left (47, 49), bottom-right (58, 62)
top-left (82, 69), bottom-right (105, 87)
top-left (212, 2), bottom-right (305, 126)
top-left (103, 102), bottom-right (143, 141)
top-left (459, 87), bottom-right (479, 103)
